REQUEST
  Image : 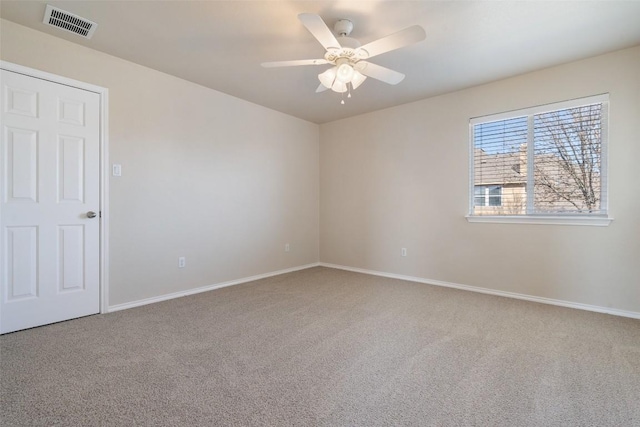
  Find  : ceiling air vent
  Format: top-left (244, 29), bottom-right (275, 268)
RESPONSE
top-left (43, 5), bottom-right (97, 39)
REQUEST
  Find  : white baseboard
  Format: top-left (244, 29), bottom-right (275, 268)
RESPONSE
top-left (108, 263), bottom-right (320, 313)
top-left (319, 262), bottom-right (640, 320)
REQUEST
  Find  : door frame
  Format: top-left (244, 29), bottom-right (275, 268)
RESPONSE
top-left (0, 60), bottom-right (110, 320)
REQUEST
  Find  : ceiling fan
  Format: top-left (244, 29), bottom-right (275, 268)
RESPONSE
top-left (261, 14), bottom-right (426, 100)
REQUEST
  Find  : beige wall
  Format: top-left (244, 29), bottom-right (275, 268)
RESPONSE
top-left (1, 20), bottom-right (320, 306)
top-left (320, 46), bottom-right (640, 313)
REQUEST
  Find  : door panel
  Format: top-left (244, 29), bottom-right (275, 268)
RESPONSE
top-left (5, 86), bottom-right (38, 118)
top-left (5, 127), bottom-right (38, 203)
top-left (1, 69), bottom-right (100, 334)
top-left (58, 225), bottom-right (85, 292)
top-left (6, 226), bottom-right (38, 300)
top-left (58, 135), bottom-right (85, 203)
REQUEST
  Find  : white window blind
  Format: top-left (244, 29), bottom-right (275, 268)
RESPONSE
top-left (469, 94), bottom-right (608, 219)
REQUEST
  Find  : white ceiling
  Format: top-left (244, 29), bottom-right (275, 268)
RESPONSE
top-left (2, 1), bottom-right (640, 124)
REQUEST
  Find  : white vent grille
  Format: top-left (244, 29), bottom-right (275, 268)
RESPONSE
top-left (43, 5), bottom-right (97, 39)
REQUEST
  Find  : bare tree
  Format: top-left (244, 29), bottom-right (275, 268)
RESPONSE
top-left (532, 104), bottom-right (602, 213)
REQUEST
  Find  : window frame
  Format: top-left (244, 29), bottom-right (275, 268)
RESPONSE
top-left (467, 94), bottom-right (612, 226)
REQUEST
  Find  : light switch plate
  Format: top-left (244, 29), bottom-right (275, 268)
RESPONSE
top-left (112, 164), bottom-right (122, 176)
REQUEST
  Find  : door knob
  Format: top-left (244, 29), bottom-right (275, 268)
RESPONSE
top-left (87, 211), bottom-right (97, 219)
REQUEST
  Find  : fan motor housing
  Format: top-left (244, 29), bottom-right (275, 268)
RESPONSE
top-left (325, 45), bottom-right (368, 64)
top-left (334, 19), bottom-right (353, 36)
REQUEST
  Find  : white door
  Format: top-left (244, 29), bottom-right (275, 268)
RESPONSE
top-left (0, 69), bottom-right (100, 334)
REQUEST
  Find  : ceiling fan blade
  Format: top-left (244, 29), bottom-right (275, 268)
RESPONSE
top-left (316, 84), bottom-right (329, 93)
top-left (355, 61), bottom-right (405, 85)
top-left (358, 25), bottom-right (426, 59)
top-left (261, 59), bottom-right (328, 68)
top-left (298, 13), bottom-right (341, 51)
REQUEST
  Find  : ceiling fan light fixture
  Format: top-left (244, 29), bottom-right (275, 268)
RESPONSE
top-left (320, 64), bottom-right (365, 94)
top-left (318, 67), bottom-right (337, 88)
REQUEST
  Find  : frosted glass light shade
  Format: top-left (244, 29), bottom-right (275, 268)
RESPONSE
top-left (318, 67), bottom-right (337, 89)
top-left (332, 80), bottom-right (348, 93)
top-left (336, 63), bottom-right (355, 83)
top-left (351, 70), bottom-right (367, 89)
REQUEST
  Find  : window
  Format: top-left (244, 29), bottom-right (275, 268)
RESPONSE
top-left (474, 185), bottom-right (502, 207)
top-left (468, 94), bottom-right (611, 225)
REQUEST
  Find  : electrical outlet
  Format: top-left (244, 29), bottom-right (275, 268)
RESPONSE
top-left (401, 248), bottom-right (407, 257)
top-left (178, 256), bottom-right (186, 268)
top-left (285, 243), bottom-right (290, 252)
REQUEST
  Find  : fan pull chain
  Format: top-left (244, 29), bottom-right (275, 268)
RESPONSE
top-left (341, 92), bottom-right (345, 105)
top-left (348, 83), bottom-right (352, 98)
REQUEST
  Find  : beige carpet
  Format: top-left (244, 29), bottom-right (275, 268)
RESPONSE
top-left (1, 266), bottom-right (639, 426)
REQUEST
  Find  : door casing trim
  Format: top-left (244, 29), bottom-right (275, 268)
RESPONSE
top-left (0, 60), bottom-right (110, 316)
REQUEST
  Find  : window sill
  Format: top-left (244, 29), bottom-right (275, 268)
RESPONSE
top-left (465, 215), bottom-right (613, 226)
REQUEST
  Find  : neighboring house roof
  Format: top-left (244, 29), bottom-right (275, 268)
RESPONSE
top-left (474, 148), bottom-right (526, 186)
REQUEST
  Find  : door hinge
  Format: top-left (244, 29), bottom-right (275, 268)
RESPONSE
top-left (99, 211), bottom-right (102, 218)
